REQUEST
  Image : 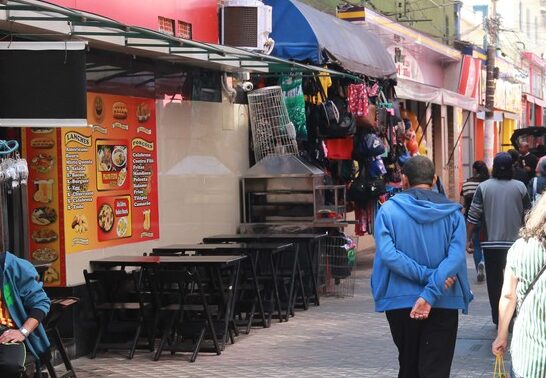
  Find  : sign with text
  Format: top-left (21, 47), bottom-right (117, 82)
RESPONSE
top-left (62, 93), bottom-right (159, 254)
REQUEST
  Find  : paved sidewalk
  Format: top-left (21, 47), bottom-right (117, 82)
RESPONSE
top-left (66, 252), bottom-right (505, 377)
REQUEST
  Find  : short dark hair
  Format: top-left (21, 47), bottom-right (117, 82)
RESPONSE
top-left (402, 156), bottom-right (435, 186)
top-left (492, 164), bottom-right (513, 180)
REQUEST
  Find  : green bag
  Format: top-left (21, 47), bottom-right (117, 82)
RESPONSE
top-left (280, 75), bottom-right (307, 140)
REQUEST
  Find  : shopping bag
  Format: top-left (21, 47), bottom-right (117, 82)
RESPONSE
top-left (494, 354), bottom-right (509, 377)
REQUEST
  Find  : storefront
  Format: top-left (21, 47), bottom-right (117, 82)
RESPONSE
top-left (361, 8), bottom-right (478, 199)
top-left (1, 0), bottom-right (362, 356)
top-left (521, 52), bottom-right (546, 127)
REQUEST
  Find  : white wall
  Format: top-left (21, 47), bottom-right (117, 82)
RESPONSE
top-left (65, 99), bottom-right (250, 286)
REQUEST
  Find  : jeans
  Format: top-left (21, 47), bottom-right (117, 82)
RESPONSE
top-left (472, 227), bottom-right (483, 271)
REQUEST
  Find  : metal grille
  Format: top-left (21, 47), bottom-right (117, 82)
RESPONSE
top-left (319, 235), bottom-right (357, 298)
top-left (223, 7), bottom-right (258, 47)
top-left (177, 20), bottom-right (192, 40)
top-left (247, 86), bottom-right (298, 163)
top-left (158, 16), bottom-right (175, 36)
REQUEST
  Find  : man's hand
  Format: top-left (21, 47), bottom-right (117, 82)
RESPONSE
top-left (492, 335), bottom-right (508, 356)
top-left (466, 240), bottom-right (474, 254)
top-left (0, 329), bottom-right (25, 344)
top-left (410, 297), bottom-right (431, 320)
top-left (444, 276), bottom-right (457, 290)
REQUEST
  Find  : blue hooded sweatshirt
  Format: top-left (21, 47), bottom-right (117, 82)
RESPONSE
top-left (371, 189), bottom-right (473, 314)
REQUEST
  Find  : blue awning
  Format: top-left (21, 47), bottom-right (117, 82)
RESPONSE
top-left (264, 0), bottom-right (396, 79)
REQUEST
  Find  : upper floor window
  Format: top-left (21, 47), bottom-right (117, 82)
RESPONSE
top-left (178, 20), bottom-right (193, 40)
top-left (158, 16), bottom-right (175, 36)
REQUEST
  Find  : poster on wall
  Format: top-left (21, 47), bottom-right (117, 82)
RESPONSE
top-left (61, 93), bottom-right (159, 254)
top-left (23, 92), bottom-right (159, 286)
top-left (23, 128), bottom-right (65, 286)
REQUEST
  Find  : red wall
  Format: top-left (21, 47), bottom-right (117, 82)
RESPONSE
top-left (47, 0), bottom-right (218, 43)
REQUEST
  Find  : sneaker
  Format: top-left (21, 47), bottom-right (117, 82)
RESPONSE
top-left (477, 262), bottom-right (485, 282)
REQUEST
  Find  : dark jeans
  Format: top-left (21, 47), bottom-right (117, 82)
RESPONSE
top-left (386, 308), bottom-right (459, 378)
top-left (483, 248), bottom-right (509, 325)
top-left (0, 338), bottom-right (26, 378)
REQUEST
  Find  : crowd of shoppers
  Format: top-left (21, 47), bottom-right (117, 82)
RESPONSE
top-left (373, 143), bottom-right (546, 377)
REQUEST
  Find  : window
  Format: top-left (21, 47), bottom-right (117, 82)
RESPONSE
top-left (177, 20), bottom-right (192, 40)
top-left (527, 8), bottom-right (530, 37)
top-left (158, 16), bottom-right (175, 36)
top-left (535, 16), bottom-right (538, 42)
top-left (519, 1), bottom-right (522, 31)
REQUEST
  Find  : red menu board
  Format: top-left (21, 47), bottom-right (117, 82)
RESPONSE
top-left (23, 92), bottom-right (160, 286)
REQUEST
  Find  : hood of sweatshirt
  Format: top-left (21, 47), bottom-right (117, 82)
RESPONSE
top-left (389, 188), bottom-right (462, 224)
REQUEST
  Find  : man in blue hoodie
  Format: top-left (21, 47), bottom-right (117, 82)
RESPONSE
top-left (0, 251), bottom-right (50, 377)
top-left (372, 156), bottom-right (472, 378)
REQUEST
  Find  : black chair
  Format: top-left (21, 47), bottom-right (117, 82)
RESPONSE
top-left (148, 268), bottom-right (221, 362)
top-left (83, 269), bottom-right (154, 359)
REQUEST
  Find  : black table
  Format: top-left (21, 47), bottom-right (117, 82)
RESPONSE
top-left (203, 233), bottom-right (327, 319)
top-left (152, 242), bottom-right (294, 330)
top-left (90, 255), bottom-right (246, 356)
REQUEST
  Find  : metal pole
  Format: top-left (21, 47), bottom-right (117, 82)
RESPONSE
top-left (484, 0), bottom-right (497, 168)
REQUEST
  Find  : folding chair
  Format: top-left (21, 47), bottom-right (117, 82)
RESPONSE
top-left (83, 269), bottom-right (154, 359)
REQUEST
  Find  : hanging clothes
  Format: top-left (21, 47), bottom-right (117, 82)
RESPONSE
top-left (347, 83), bottom-right (369, 117)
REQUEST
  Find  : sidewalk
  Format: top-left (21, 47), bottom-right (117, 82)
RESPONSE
top-left (67, 251), bottom-right (504, 377)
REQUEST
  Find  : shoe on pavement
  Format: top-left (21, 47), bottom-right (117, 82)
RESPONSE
top-left (477, 262), bottom-right (485, 282)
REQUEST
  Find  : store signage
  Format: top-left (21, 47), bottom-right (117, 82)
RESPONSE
top-left (387, 46), bottom-right (424, 83)
top-left (458, 55), bottom-right (481, 100)
top-left (23, 93), bottom-right (160, 286)
top-left (336, 5), bottom-right (365, 22)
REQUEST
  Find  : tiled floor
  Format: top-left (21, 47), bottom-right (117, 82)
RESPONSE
top-left (64, 252), bottom-right (505, 377)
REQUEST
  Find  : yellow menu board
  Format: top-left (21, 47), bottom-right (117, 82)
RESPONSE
top-left (23, 92), bottom-right (160, 286)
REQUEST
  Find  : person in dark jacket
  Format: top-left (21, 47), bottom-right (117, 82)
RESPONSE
top-left (508, 149), bottom-right (528, 184)
top-left (519, 142), bottom-right (539, 183)
top-left (467, 152), bottom-right (531, 326)
top-left (528, 156), bottom-right (546, 205)
top-left (0, 252), bottom-right (50, 377)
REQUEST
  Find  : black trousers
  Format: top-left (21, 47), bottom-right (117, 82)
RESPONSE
top-left (483, 248), bottom-right (509, 325)
top-left (386, 308), bottom-right (459, 378)
top-left (0, 342), bottom-right (26, 378)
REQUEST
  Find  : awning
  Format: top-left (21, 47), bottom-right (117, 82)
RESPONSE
top-left (264, 0), bottom-right (396, 79)
top-left (0, 0), bottom-right (362, 81)
top-left (525, 94), bottom-right (546, 108)
top-left (396, 79), bottom-right (478, 112)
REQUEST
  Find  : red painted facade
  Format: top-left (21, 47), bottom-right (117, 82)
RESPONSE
top-left (47, 0), bottom-right (219, 43)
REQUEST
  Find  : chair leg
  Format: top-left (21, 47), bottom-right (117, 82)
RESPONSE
top-left (190, 327), bottom-right (206, 363)
top-left (128, 323), bottom-right (142, 360)
top-left (45, 358), bottom-right (58, 378)
top-left (91, 315), bottom-right (107, 359)
top-left (153, 311), bottom-right (177, 361)
top-left (52, 327), bottom-right (76, 377)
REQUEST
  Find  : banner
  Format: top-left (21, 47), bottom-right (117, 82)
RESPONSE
top-left (458, 55), bottom-right (481, 100)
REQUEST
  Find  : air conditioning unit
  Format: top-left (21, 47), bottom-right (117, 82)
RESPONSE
top-left (221, 0), bottom-right (273, 53)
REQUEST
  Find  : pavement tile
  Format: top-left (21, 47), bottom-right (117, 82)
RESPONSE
top-left (62, 253), bottom-right (508, 377)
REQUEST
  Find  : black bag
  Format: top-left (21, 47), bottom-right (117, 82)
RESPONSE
top-left (353, 131), bottom-right (385, 161)
top-left (347, 174), bottom-right (368, 206)
top-left (366, 178), bottom-right (387, 197)
top-left (316, 82), bottom-right (356, 138)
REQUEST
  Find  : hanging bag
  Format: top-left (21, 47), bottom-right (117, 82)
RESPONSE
top-left (493, 353), bottom-right (508, 377)
top-left (316, 80), bottom-right (356, 138)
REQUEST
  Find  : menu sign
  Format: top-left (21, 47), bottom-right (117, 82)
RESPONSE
top-left (62, 93), bottom-right (159, 254)
top-left (23, 92), bottom-right (160, 286)
top-left (23, 128), bottom-right (64, 286)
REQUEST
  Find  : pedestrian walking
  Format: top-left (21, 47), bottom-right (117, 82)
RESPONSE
top-left (508, 149), bottom-right (527, 184)
top-left (519, 142), bottom-right (539, 183)
top-left (492, 192), bottom-right (546, 378)
top-left (372, 155), bottom-right (473, 378)
top-left (467, 152), bottom-right (531, 326)
top-left (528, 156), bottom-right (546, 206)
top-left (460, 160), bottom-right (489, 282)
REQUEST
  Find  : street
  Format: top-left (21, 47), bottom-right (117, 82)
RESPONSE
top-left (67, 246), bottom-right (505, 377)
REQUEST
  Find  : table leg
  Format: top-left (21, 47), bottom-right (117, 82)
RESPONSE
top-left (285, 245), bottom-right (299, 321)
top-left (306, 240), bottom-right (320, 306)
top-left (270, 253), bottom-right (283, 323)
top-left (249, 251), bottom-right (268, 328)
top-left (195, 270), bottom-right (221, 360)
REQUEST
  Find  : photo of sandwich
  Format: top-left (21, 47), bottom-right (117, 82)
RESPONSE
top-left (30, 138), bottom-right (55, 149)
top-left (112, 101), bottom-right (128, 120)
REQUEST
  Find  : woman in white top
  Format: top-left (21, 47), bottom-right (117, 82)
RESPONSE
top-left (492, 192), bottom-right (546, 377)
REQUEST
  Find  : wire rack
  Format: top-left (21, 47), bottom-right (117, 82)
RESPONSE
top-left (247, 86), bottom-right (298, 163)
top-left (319, 235), bottom-right (358, 298)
